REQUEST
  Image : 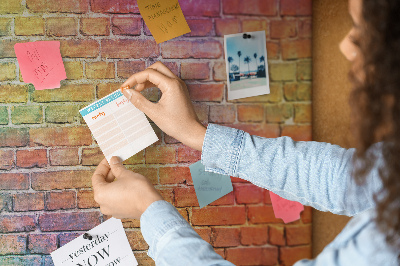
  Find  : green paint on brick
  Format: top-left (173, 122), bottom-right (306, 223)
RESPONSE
top-left (0, 106), bottom-right (8, 124)
top-left (45, 105), bottom-right (81, 123)
top-left (11, 105), bottom-right (43, 124)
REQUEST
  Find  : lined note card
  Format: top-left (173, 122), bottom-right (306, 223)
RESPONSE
top-left (80, 90), bottom-right (158, 163)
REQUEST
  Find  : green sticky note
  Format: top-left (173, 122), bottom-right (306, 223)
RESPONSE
top-left (189, 161), bottom-right (233, 208)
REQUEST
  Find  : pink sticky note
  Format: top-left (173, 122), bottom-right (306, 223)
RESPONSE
top-left (269, 191), bottom-right (304, 223)
top-left (14, 41), bottom-right (66, 90)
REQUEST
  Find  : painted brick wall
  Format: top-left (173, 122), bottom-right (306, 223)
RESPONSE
top-left (0, 0), bottom-right (312, 265)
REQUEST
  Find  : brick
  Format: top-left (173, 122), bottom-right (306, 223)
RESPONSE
top-left (157, 61), bottom-right (179, 77)
top-left (0, 85), bottom-right (28, 103)
top-left (294, 103), bottom-right (311, 123)
top-left (0, 215), bottom-right (35, 233)
top-left (226, 247), bottom-right (278, 266)
top-left (267, 41), bottom-right (280, 59)
top-left (0, 194), bottom-right (12, 211)
top-left (121, 218), bottom-right (140, 228)
top-left (194, 227), bottom-right (211, 242)
top-left (102, 39), bottom-right (158, 59)
top-left (192, 206), bottom-right (246, 226)
top-left (126, 230), bottom-right (148, 250)
top-left (81, 17), bottom-right (110, 36)
top-left (193, 103), bottom-right (209, 123)
top-left (117, 61), bottom-right (146, 78)
top-left (0, 173), bottom-right (29, 190)
top-left (299, 19), bottom-right (311, 38)
top-left (39, 211), bottom-right (100, 231)
top-left (281, 39), bottom-right (312, 60)
top-left (64, 61), bottom-right (84, 80)
top-left (0, 128), bottom-right (29, 147)
top-left (248, 205), bottom-right (282, 224)
top-left (46, 191), bottom-right (76, 210)
top-left (28, 234), bottom-right (57, 254)
top-left (60, 39), bottom-right (99, 58)
top-left (0, 150), bottom-right (14, 170)
top-left (269, 62), bottom-right (296, 81)
top-left (13, 192), bottom-right (44, 211)
top-left (0, 39), bottom-right (20, 58)
top-left (130, 166), bottom-right (158, 185)
top-left (301, 206), bottom-right (312, 224)
top-left (297, 60), bottom-right (312, 81)
top-left (0, 234), bottom-right (26, 255)
top-left (281, 125), bottom-right (312, 141)
top-left (180, 0), bottom-right (220, 17)
top-left (0, 62), bottom-right (16, 81)
top-left (112, 17), bottom-right (141, 35)
top-left (11, 106), bottom-right (42, 124)
top-left (15, 17), bottom-right (44, 36)
top-left (30, 127), bottom-right (92, 146)
top-left (188, 83), bottom-right (224, 102)
top-left (0, 18), bottom-right (12, 35)
top-left (281, 0), bottom-right (312, 16)
top-left (241, 19), bottom-right (268, 35)
top-left (160, 167), bottom-right (191, 185)
top-left (213, 61), bottom-right (226, 81)
top-left (47, 17), bottom-right (77, 36)
top-left (59, 232), bottom-right (81, 247)
top-left (230, 83), bottom-right (282, 103)
top-left (264, 190), bottom-right (272, 204)
top-left (286, 224), bottom-right (311, 246)
top-left (181, 62), bottom-right (209, 80)
top-left (215, 248), bottom-right (225, 259)
top-left (16, 149), bottom-right (47, 168)
top-left (124, 151), bottom-right (145, 165)
top-left (158, 188), bottom-right (174, 204)
top-left (269, 225), bottom-right (285, 245)
top-left (90, 0), bottom-right (139, 13)
top-left (209, 105), bottom-right (235, 124)
top-left (237, 105), bottom-right (264, 122)
top-left (284, 83), bottom-right (311, 101)
top-left (0, 256), bottom-right (42, 265)
top-left (176, 145), bottom-right (201, 163)
top-left (226, 123), bottom-right (280, 138)
top-left (50, 148), bottom-right (78, 166)
top-left (184, 19), bottom-right (213, 37)
top-left (77, 190), bottom-right (99, 208)
top-left (215, 19), bottom-right (240, 36)
top-left (234, 184), bottom-right (263, 204)
top-left (223, 0), bottom-right (277, 16)
top-left (0, 107), bottom-right (7, 125)
top-left (45, 105), bottom-right (80, 123)
top-left (211, 227), bottom-right (240, 247)
top-left (82, 147), bottom-right (104, 166)
top-left (32, 170), bottom-right (92, 190)
top-left (86, 61), bottom-right (115, 79)
top-left (145, 146), bottom-right (176, 164)
top-left (280, 246), bottom-right (312, 265)
top-left (241, 226), bottom-right (268, 246)
top-left (134, 252), bottom-right (154, 266)
top-left (33, 84), bottom-right (95, 102)
top-left (0, 0), bottom-right (22, 13)
top-left (161, 40), bottom-right (222, 59)
top-left (26, 0), bottom-right (89, 13)
top-left (270, 20), bottom-right (297, 39)
top-left (265, 103), bottom-right (293, 123)
top-left (174, 186), bottom-right (198, 207)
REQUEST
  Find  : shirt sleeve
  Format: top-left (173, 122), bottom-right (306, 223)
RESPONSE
top-left (140, 200), bottom-right (235, 266)
top-left (201, 124), bottom-right (383, 216)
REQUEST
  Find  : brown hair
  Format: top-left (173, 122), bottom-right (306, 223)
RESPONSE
top-left (350, 0), bottom-right (400, 252)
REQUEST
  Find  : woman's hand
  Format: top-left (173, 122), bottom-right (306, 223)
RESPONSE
top-left (91, 157), bottom-right (163, 220)
top-left (120, 62), bottom-right (206, 151)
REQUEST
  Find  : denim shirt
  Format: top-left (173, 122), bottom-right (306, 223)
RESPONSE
top-left (140, 124), bottom-right (399, 265)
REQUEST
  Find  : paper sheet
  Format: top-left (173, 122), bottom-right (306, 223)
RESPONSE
top-left (80, 90), bottom-right (158, 163)
top-left (14, 41), bottom-right (66, 90)
top-left (189, 161), bottom-right (233, 208)
top-left (269, 191), bottom-right (304, 223)
top-left (137, 0), bottom-right (191, 43)
top-left (51, 218), bottom-right (137, 266)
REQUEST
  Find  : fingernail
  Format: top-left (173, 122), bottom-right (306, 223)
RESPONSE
top-left (123, 89), bottom-right (133, 100)
top-left (110, 156), bottom-right (122, 165)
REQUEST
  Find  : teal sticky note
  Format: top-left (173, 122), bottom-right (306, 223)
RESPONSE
top-left (189, 161), bottom-right (233, 208)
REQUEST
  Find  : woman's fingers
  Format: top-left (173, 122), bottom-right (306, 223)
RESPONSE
top-left (92, 158), bottom-right (110, 189)
top-left (120, 68), bottom-right (173, 93)
top-left (147, 61), bottom-right (177, 79)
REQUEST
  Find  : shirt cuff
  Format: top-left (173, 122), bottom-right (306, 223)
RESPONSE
top-left (201, 123), bottom-right (245, 176)
top-left (140, 200), bottom-right (191, 259)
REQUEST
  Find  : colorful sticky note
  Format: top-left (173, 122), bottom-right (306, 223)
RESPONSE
top-left (14, 41), bottom-right (66, 90)
top-left (269, 191), bottom-right (304, 223)
top-left (189, 161), bottom-right (233, 208)
top-left (137, 0), bottom-right (191, 43)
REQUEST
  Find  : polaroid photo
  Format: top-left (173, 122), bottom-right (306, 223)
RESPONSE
top-left (224, 30), bottom-right (270, 100)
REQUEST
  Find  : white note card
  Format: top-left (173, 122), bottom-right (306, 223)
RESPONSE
top-left (80, 90), bottom-right (158, 163)
top-left (51, 218), bottom-right (137, 266)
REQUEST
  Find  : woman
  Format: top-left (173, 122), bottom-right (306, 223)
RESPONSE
top-left (91, 0), bottom-right (400, 264)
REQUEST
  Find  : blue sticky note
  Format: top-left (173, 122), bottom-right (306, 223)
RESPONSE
top-left (189, 161), bottom-right (233, 208)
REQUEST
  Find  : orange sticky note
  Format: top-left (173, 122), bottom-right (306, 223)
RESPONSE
top-left (269, 191), bottom-right (304, 223)
top-left (137, 0), bottom-right (191, 43)
top-left (14, 41), bottom-right (66, 90)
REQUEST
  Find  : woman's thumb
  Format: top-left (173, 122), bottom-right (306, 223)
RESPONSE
top-left (109, 156), bottom-right (127, 177)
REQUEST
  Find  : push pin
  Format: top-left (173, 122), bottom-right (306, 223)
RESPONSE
top-left (243, 33), bottom-right (252, 39)
top-left (120, 85), bottom-right (130, 92)
top-left (83, 233), bottom-right (93, 240)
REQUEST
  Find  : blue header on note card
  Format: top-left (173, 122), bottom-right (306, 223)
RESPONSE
top-left (80, 90), bottom-right (123, 116)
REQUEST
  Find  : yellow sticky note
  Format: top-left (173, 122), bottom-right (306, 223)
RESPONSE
top-left (137, 0), bottom-right (191, 44)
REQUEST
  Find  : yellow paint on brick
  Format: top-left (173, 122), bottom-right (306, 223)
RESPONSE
top-left (47, 17), bottom-right (77, 36)
top-left (80, 17), bottom-right (109, 36)
top-left (15, 17), bottom-right (45, 36)
top-left (0, 18), bottom-right (12, 36)
top-left (64, 61), bottom-right (83, 80)
top-left (0, 85), bottom-right (28, 103)
top-left (85, 61), bottom-right (115, 79)
top-left (0, 62), bottom-right (16, 81)
top-left (0, 0), bottom-right (22, 13)
top-left (269, 63), bottom-right (296, 81)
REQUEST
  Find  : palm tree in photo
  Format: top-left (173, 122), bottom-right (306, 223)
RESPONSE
top-left (237, 51), bottom-right (242, 78)
top-left (258, 55), bottom-right (266, 77)
top-left (260, 55), bottom-right (265, 67)
top-left (228, 56), bottom-right (233, 73)
top-left (253, 53), bottom-right (258, 72)
top-left (244, 56), bottom-right (251, 78)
